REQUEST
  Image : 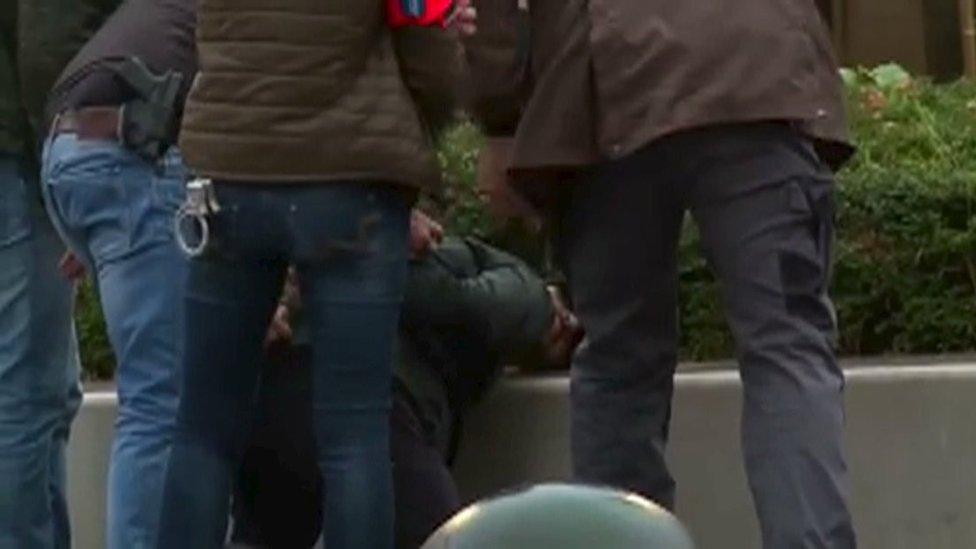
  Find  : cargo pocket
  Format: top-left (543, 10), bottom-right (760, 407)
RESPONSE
top-left (779, 177), bottom-right (836, 334)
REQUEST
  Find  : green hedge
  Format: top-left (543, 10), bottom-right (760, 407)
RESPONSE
top-left (832, 67), bottom-right (976, 354)
top-left (76, 66), bottom-right (976, 379)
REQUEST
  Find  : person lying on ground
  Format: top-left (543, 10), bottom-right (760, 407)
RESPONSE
top-left (228, 210), bottom-right (583, 549)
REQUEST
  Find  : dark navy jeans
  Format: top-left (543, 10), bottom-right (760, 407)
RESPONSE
top-left (157, 182), bottom-right (410, 549)
top-left (230, 347), bottom-right (461, 549)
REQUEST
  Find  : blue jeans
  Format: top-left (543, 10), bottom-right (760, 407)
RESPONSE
top-left (157, 183), bottom-right (409, 549)
top-left (0, 153), bottom-right (81, 549)
top-left (42, 134), bottom-right (188, 549)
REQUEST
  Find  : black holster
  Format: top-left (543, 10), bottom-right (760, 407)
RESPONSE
top-left (113, 57), bottom-right (185, 162)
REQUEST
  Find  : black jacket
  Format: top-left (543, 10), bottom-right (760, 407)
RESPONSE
top-left (396, 237), bottom-right (553, 460)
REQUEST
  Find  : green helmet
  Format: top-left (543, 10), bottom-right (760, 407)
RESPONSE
top-left (422, 484), bottom-right (695, 549)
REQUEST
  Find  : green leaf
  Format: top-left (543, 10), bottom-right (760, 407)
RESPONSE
top-left (839, 68), bottom-right (858, 88)
top-left (868, 63), bottom-right (912, 90)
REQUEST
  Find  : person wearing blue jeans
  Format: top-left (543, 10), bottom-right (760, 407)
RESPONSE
top-left (39, 1), bottom-right (198, 546)
top-left (0, 153), bottom-right (82, 549)
top-left (2, 1), bottom-right (114, 546)
top-left (158, 184), bottom-right (411, 548)
top-left (41, 135), bottom-right (188, 548)
top-left (155, 2), bottom-right (460, 546)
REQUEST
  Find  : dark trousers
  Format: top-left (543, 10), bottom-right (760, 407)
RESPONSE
top-left (231, 347), bottom-right (461, 549)
top-left (557, 123), bottom-right (856, 548)
top-left (158, 184), bottom-right (409, 549)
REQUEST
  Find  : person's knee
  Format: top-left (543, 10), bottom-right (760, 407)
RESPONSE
top-left (314, 410), bottom-right (389, 463)
top-left (116, 375), bottom-right (180, 430)
top-left (0, 392), bottom-right (67, 449)
top-left (732, 298), bottom-right (840, 387)
top-left (740, 349), bottom-right (845, 420)
top-left (572, 338), bottom-right (676, 400)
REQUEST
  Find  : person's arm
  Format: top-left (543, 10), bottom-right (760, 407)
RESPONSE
top-left (16, 0), bottom-right (121, 136)
top-left (391, 22), bottom-right (463, 139)
top-left (0, 0), bottom-right (16, 57)
top-left (462, 0), bottom-right (539, 218)
top-left (465, 238), bottom-right (552, 348)
top-left (0, 0), bottom-right (20, 115)
top-left (462, 0), bottom-right (530, 137)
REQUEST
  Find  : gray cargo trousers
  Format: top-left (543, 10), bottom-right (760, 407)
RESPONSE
top-left (556, 122), bottom-right (856, 548)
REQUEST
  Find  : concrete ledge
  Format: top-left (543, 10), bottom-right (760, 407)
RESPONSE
top-left (452, 364), bottom-right (976, 549)
top-left (68, 363), bottom-right (976, 548)
top-left (67, 393), bottom-right (116, 549)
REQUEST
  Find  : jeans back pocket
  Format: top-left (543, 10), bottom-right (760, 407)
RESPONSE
top-left (46, 141), bottom-right (134, 266)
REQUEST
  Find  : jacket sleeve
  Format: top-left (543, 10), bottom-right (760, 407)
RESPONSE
top-left (0, 0), bottom-right (26, 155)
top-left (401, 237), bottom-right (553, 357)
top-left (0, 1), bottom-right (17, 89)
top-left (17, 0), bottom-right (122, 136)
top-left (462, 0), bottom-right (530, 136)
top-left (392, 25), bottom-right (463, 139)
top-left (0, 1), bottom-right (15, 51)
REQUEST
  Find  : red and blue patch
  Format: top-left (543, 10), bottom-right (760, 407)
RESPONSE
top-left (388, 0), bottom-right (456, 28)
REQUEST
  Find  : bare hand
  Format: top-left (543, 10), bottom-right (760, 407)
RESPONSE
top-left (58, 251), bottom-right (87, 283)
top-left (264, 304), bottom-right (294, 351)
top-left (450, 0), bottom-right (478, 36)
top-left (544, 286), bottom-right (583, 368)
top-left (410, 209), bottom-right (444, 259)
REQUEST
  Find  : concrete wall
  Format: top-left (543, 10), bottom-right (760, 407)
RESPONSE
top-left (833, 0), bottom-right (963, 80)
top-left (453, 363), bottom-right (976, 548)
top-left (67, 394), bottom-right (115, 549)
top-left (67, 362), bottom-right (976, 548)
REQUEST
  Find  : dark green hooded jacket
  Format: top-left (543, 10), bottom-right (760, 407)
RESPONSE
top-left (395, 237), bottom-right (553, 461)
top-left (288, 237), bottom-right (553, 461)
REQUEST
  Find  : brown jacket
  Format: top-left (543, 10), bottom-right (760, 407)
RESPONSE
top-left (465, 0), bottom-right (852, 177)
top-left (179, 0), bottom-right (460, 191)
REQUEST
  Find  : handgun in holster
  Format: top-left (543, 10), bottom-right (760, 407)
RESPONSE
top-left (113, 57), bottom-right (184, 163)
